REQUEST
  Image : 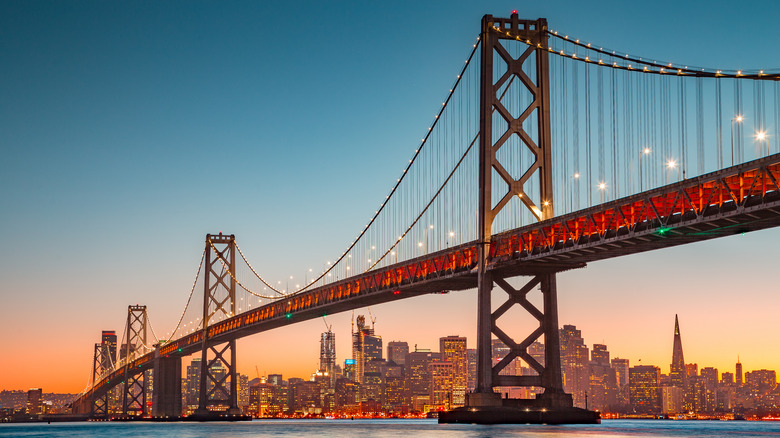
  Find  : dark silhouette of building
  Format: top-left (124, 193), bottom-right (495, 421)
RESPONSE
top-left (387, 341), bottom-right (409, 367)
top-left (26, 388), bottom-right (42, 415)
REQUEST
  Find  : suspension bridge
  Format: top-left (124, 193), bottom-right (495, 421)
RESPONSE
top-left (71, 13), bottom-right (780, 424)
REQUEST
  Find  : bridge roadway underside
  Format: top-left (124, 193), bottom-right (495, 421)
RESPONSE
top-left (79, 153), bottom-right (780, 410)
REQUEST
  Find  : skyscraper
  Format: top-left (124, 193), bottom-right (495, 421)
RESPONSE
top-left (670, 314), bottom-right (686, 388)
top-left (629, 365), bottom-right (661, 414)
top-left (26, 388), bottom-right (42, 415)
top-left (736, 358), bottom-right (743, 386)
top-left (439, 336), bottom-right (467, 407)
top-left (352, 315), bottom-right (382, 385)
top-left (387, 341), bottom-right (409, 366)
top-left (320, 329), bottom-right (336, 386)
top-left (101, 331), bottom-right (117, 371)
top-left (560, 325), bottom-right (590, 408)
top-left (186, 358), bottom-right (202, 407)
top-left (591, 344), bottom-right (609, 366)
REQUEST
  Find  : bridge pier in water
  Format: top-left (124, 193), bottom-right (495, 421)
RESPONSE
top-left (151, 355), bottom-right (182, 417)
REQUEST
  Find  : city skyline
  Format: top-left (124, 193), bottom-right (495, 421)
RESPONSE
top-left (2, 314), bottom-right (778, 418)
top-left (3, 1), bottom-right (780, 395)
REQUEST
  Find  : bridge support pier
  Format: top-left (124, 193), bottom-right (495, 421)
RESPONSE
top-left (122, 305), bottom-right (148, 417)
top-left (152, 355), bottom-right (182, 417)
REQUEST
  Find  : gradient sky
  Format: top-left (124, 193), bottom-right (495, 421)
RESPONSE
top-left (2, 1), bottom-right (780, 394)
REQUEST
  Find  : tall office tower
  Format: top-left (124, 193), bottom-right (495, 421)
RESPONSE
top-left (362, 358), bottom-right (385, 403)
top-left (588, 344), bottom-right (618, 412)
top-left (100, 330), bottom-right (119, 412)
top-left (736, 358), bottom-right (743, 386)
top-left (320, 329), bottom-right (336, 386)
top-left (186, 358), bottom-right (202, 406)
top-left (560, 325), bottom-right (590, 408)
top-left (611, 358), bottom-right (630, 389)
top-left (238, 374), bottom-right (249, 409)
top-left (387, 341), bottom-right (409, 367)
top-left (670, 314), bottom-right (686, 388)
top-left (344, 359), bottom-right (356, 382)
top-left (383, 361), bottom-right (405, 410)
top-left (611, 357), bottom-right (630, 408)
top-left (439, 336), bottom-right (467, 407)
top-left (405, 349), bottom-right (438, 403)
top-left (629, 365), bottom-right (661, 414)
top-left (700, 367), bottom-right (719, 387)
top-left (26, 388), bottom-right (43, 415)
top-left (352, 315), bottom-right (382, 385)
top-left (591, 344), bottom-right (610, 366)
top-left (429, 360), bottom-right (455, 411)
top-left (466, 348), bottom-right (477, 392)
top-left (101, 331), bottom-right (117, 370)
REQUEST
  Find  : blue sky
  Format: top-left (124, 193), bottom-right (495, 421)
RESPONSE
top-left (2, 0), bottom-right (780, 391)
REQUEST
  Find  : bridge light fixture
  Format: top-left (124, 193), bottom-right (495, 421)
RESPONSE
top-left (755, 131), bottom-right (767, 141)
top-left (449, 231), bottom-right (455, 237)
top-left (598, 182), bottom-right (607, 190)
top-left (666, 159), bottom-right (677, 169)
top-left (574, 173), bottom-right (580, 178)
top-left (418, 242), bottom-right (423, 247)
top-left (643, 147), bottom-right (651, 155)
top-left (735, 115), bottom-right (744, 123)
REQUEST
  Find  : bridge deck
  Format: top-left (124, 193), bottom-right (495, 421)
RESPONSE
top-left (76, 153), bottom-right (780, 409)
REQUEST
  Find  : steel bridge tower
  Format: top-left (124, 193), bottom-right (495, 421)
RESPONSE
top-left (90, 343), bottom-right (110, 416)
top-left (195, 233), bottom-right (242, 416)
top-left (448, 13), bottom-right (596, 423)
top-left (122, 304), bottom-right (148, 416)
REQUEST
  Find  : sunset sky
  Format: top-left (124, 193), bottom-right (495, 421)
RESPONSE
top-left (2, 0), bottom-right (780, 394)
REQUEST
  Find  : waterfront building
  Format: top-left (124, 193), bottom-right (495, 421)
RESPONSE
top-left (26, 388), bottom-right (42, 415)
top-left (405, 349), bottom-right (438, 405)
top-left (352, 315), bottom-right (382, 385)
top-left (429, 360), bottom-right (455, 411)
top-left (629, 365), bottom-right (661, 414)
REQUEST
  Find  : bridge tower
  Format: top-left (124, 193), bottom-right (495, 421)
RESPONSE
top-left (90, 343), bottom-right (109, 416)
top-left (122, 304), bottom-right (149, 416)
top-left (459, 13), bottom-right (593, 421)
top-left (195, 233), bottom-right (242, 416)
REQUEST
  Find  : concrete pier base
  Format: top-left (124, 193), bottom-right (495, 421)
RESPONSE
top-left (439, 392), bottom-right (600, 425)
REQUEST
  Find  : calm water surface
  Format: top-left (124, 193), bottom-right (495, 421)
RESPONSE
top-left (2, 419), bottom-right (780, 437)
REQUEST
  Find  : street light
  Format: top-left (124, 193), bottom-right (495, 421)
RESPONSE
top-left (640, 147), bottom-right (651, 192)
top-left (731, 115), bottom-right (744, 165)
top-left (598, 182), bottom-right (607, 203)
